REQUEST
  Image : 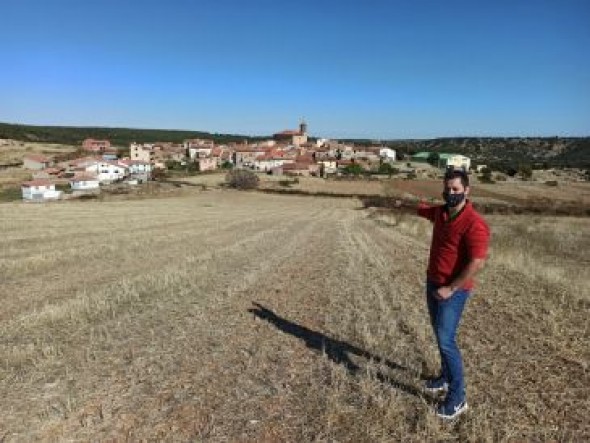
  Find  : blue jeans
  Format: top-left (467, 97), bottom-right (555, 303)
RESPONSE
top-left (426, 281), bottom-right (470, 401)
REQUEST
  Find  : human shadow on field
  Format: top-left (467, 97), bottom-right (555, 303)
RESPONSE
top-left (248, 302), bottom-right (436, 405)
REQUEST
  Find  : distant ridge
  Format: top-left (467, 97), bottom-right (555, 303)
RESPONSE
top-left (0, 122), bottom-right (265, 147)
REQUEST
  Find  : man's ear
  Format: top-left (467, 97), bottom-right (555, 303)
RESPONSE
top-left (465, 185), bottom-right (471, 196)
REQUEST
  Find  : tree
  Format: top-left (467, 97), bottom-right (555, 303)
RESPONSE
top-left (377, 162), bottom-right (398, 177)
top-left (427, 152), bottom-right (440, 167)
top-left (519, 164), bottom-right (533, 180)
top-left (479, 167), bottom-right (494, 184)
top-left (342, 163), bottom-right (364, 176)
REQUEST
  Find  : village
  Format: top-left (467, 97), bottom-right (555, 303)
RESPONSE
top-left (17, 121), bottom-right (474, 201)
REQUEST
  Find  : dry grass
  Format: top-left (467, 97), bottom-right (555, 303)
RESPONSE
top-left (0, 191), bottom-right (588, 441)
top-left (0, 140), bottom-right (78, 188)
top-left (476, 181), bottom-right (590, 206)
top-left (0, 139), bottom-right (77, 164)
top-left (181, 173), bottom-right (389, 195)
top-left (0, 167), bottom-right (32, 187)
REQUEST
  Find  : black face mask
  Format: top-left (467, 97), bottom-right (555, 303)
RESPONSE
top-left (443, 192), bottom-right (465, 208)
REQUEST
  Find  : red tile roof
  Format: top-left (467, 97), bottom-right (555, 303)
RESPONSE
top-left (68, 156), bottom-right (100, 166)
top-left (70, 173), bottom-right (99, 182)
top-left (282, 163), bottom-right (311, 171)
top-left (43, 167), bottom-right (63, 174)
top-left (275, 130), bottom-right (302, 136)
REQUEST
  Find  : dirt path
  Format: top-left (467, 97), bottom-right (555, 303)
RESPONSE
top-left (0, 192), bottom-right (588, 441)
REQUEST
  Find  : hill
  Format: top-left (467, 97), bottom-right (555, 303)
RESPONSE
top-left (380, 137), bottom-right (590, 168)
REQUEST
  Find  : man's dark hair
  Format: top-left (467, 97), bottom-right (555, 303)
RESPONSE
top-left (444, 167), bottom-right (469, 187)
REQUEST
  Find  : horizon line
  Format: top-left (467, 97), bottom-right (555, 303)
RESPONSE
top-left (1, 120), bottom-right (589, 141)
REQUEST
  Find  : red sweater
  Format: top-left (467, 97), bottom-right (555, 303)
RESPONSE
top-left (417, 201), bottom-right (490, 290)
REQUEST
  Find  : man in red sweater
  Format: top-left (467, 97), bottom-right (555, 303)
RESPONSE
top-left (417, 168), bottom-right (490, 420)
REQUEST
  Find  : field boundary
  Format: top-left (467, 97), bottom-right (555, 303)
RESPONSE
top-left (257, 187), bottom-right (590, 217)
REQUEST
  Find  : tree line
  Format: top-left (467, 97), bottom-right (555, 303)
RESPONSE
top-left (0, 122), bottom-right (264, 147)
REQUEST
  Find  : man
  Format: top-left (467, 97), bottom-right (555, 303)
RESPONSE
top-left (417, 168), bottom-right (490, 420)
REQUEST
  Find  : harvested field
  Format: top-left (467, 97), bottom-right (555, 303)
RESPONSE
top-left (0, 191), bottom-right (588, 441)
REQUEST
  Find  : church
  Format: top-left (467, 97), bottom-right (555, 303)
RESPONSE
top-left (273, 121), bottom-right (308, 146)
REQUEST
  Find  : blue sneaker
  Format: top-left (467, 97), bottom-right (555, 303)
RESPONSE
top-left (424, 377), bottom-right (448, 394)
top-left (436, 397), bottom-right (468, 420)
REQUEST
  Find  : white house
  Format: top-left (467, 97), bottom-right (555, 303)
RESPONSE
top-left (188, 146), bottom-right (213, 160)
top-left (83, 161), bottom-right (127, 183)
top-left (70, 175), bottom-right (100, 191)
top-left (318, 160), bottom-right (338, 175)
top-left (442, 154), bottom-right (471, 171)
top-left (315, 138), bottom-right (329, 148)
top-left (253, 155), bottom-right (291, 171)
top-left (379, 148), bottom-right (397, 162)
top-left (21, 180), bottom-right (62, 201)
top-left (118, 159), bottom-right (153, 175)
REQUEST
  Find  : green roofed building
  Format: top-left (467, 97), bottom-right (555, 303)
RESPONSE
top-left (411, 151), bottom-right (432, 162)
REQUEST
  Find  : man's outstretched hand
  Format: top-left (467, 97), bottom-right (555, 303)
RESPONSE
top-left (435, 286), bottom-right (455, 300)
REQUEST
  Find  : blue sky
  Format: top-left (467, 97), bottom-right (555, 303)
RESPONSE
top-left (1, 0), bottom-right (589, 139)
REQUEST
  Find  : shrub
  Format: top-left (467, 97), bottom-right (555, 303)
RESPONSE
top-left (479, 168), bottom-right (494, 183)
top-left (427, 152), bottom-right (440, 167)
top-left (519, 164), bottom-right (533, 180)
top-left (377, 163), bottom-right (399, 176)
top-left (342, 164), bottom-right (364, 176)
top-left (479, 173), bottom-right (495, 184)
top-left (151, 168), bottom-right (167, 181)
top-left (55, 183), bottom-right (71, 194)
top-left (225, 169), bottom-right (259, 190)
top-left (0, 187), bottom-right (22, 202)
